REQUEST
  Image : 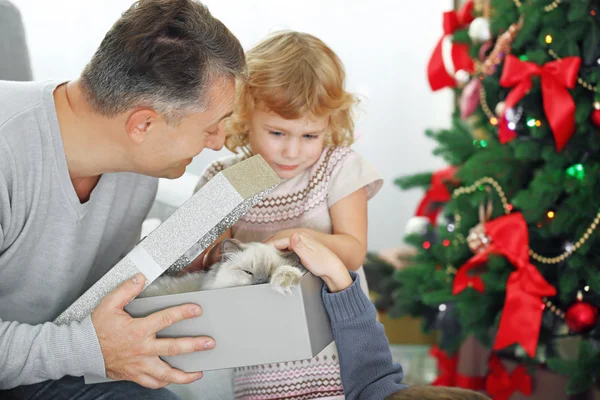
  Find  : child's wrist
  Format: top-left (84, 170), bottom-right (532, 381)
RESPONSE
top-left (322, 270), bottom-right (353, 293)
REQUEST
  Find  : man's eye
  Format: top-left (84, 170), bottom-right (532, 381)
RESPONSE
top-left (269, 131), bottom-right (283, 137)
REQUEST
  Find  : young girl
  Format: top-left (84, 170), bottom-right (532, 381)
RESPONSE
top-left (194, 31), bottom-right (382, 400)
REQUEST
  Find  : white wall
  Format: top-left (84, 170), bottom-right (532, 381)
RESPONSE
top-left (11, 0), bottom-right (453, 251)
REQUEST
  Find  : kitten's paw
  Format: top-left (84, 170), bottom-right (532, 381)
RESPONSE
top-left (270, 265), bottom-right (303, 295)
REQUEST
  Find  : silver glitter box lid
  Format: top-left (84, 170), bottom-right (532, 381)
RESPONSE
top-left (54, 155), bottom-right (280, 326)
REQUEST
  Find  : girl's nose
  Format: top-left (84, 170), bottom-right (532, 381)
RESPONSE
top-left (283, 139), bottom-right (300, 159)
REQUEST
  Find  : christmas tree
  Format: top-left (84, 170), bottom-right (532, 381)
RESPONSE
top-left (369, 0), bottom-right (600, 396)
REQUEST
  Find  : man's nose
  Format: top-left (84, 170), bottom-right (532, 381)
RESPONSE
top-left (208, 124), bottom-right (226, 151)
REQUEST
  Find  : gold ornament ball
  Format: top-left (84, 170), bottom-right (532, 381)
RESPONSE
top-left (467, 223), bottom-right (490, 253)
top-left (495, 101), bottom-right (506, 117)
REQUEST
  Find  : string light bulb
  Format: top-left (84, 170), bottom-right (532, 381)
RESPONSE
top-left (545, 34), bottom-right (553, 44)
top-left (566, 164), bottom-right (585, 180)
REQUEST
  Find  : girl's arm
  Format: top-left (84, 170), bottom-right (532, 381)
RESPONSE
top-left (323, 186), bottom-right (368, 270)
top-left (265, 187), bottom-right (368, 271)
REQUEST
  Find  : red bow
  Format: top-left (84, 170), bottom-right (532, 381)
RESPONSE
top-left (452, 213), bottom-right (556, 357)
top-left (427, 1), bottom-right (475, 91)
top-left (498, 54), bottom-right (581, 151)
top-left (430, 346), bottom-right (486, 390)
top-left (415, 166), bottom-right (458, 225)
top-left (430, 346), bottom-right (458, 386)
top-left (485, 355), bottom-right (532, 400)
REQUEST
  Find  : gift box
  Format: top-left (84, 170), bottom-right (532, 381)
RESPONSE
top-left (86, 270), bottom-right (334, 383)
top-left (54, 154), bottom-right (280, 326)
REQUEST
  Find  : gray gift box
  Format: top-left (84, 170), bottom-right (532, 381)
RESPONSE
top-left (54, 155), bottom-right (280, 326)
top-left (85, 270), bottom-right (333, 384)
top-left (68, 153), bottom-right (334, 384)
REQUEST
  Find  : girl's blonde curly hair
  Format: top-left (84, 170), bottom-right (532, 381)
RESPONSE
top-left (225, 31), bottom-right (358, 153)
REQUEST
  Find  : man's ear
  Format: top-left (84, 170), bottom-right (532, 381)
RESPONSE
top-left (126, 109), bottom-right (158, 145)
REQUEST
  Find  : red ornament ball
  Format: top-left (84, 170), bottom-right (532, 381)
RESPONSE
top-left (592, 109), bottom-right (600, 127)
top-left (566, 301), bottom-right (599, 333)
top-left (592, 102), bottom-right (600, 127)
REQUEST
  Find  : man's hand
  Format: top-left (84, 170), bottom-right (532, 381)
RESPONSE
top-left (271, 233), bottom-right (353, 293)
top-left (91, 273), bottom-right (215, 388)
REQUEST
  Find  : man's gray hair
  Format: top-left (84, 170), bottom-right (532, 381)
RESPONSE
top-left (81, 0), bottom-right (245, 123)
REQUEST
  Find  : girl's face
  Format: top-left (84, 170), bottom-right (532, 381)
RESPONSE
top-left (248, 109), bottom-right (328, 180)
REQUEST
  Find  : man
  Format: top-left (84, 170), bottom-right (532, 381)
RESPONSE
top-left (0, 0), bottom-right (245, 398)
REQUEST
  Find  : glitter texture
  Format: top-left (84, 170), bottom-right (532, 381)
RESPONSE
top-left (54, 155), bottom-right (279, 325)
top-left (166, 190), bottom-right (275, 275)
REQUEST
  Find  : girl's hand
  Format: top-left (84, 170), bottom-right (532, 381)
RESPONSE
top-left (271, 233), bottom-right (353, 293)
top-left (263, 228), bottom-right (312, 246)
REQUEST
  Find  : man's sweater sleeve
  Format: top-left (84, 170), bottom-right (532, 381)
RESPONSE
top-left (0, 316), bottom-right (106, 389)
top-left (322, 272), bottom-right (408, 400)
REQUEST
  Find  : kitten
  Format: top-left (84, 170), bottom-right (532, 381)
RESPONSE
top-left (139, 239), bottom-right (306, 298)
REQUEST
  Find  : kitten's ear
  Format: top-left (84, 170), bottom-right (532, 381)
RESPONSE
top-left (281, 251), bottom-right (302, 267)
top-left (221, 238), bottom-right (244, 255)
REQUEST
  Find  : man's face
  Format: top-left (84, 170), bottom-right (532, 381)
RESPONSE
top-left (137, 77), bottom-right (235, 179)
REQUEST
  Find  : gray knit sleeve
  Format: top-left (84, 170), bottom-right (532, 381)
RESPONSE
top-left (0, 315), bottom-right (105, 389)
top-left (322, 272), bottom-right (407, 399)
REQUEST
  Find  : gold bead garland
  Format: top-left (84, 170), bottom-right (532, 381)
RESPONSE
top-left (547, 49), bottom-right (598, 93)
top-left (544, 0), bottom-right (561, 12)
top-left (512, 0), bottom-right (561, 11)
top-left (450, 177), bottom-right (600, 265)
top-left (542, 296), bottom-right (566, 319)
top-left (530, 210), bottom-right (600, 264)
top-left (479, 83), bottom-right (498, 124)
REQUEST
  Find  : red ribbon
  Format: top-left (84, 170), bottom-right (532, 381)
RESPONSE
top-left (415, 166), bottom-right (458, 225)
top-left (485, 355), bottom-right (532, 400)
top-left (427, 1), bottom-right (475, 91)
top-left (430, 346), bottom-right (458, 386)
top-left (498, 54), bottom-right (581, 151)
top-left (452, 213), bottom-right (556, 357)
top-left (430, 346), bottom-right (486, 390)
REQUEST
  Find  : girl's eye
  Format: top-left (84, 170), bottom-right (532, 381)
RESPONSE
top-left (269, 131), bottom-right (283, 137)
top-left (303, 134), bottom-right (318, 139)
